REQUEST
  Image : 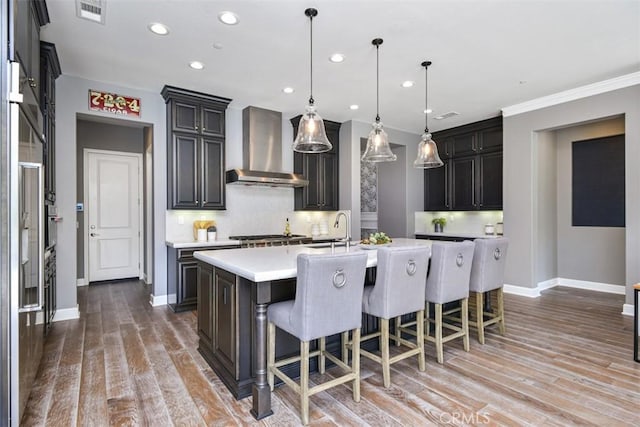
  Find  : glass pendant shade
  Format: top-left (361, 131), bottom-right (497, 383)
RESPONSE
top-left (413, 132), bottom-right (444, 168)
top-left (293, 104), bottom-right (332, 152)
top-left (293, 8), bottom-right (331, 154)
top-left (361, 120), bottom-right (397, 162)
top-left (413, 60), bottom-right (443, 168)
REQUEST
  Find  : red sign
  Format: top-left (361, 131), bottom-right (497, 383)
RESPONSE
top-left (89, 90), bottom-right (141, 117)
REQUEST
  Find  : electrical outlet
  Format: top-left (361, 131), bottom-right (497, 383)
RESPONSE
top-left (178, 216), bottom-right (184, 225)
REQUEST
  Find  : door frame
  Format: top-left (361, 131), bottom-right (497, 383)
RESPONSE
top-left (83, 148), bottom-right (143, 283)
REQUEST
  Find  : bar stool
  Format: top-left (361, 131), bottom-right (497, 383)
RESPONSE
top-left (468, 238), bottom-right (509, 344)
top-left (424, 241), bottom-right (475, 364)
top-left (346, 246), bottom-right (430, 388)
top-left (267, 251), bottom-right (368, 425)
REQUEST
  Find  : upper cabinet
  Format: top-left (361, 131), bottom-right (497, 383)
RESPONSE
top-left (291, 117), bottom-right (341, 211)
top-left (162, 86), bottom-right (231, 210)
top-left (15, 0), bottom-right (49, 133)
top-left (424, 116), bottom-right (503, 211)
top-left (40, 42), bottom-right (61, 204)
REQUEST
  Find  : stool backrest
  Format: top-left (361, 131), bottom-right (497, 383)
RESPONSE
top-left (469, 237), bottom-right (509, 293)
top-left (366, 246), bottom-right (431, 319)
top-left (292, 251), bottom-right (368, 342)
top-left (426, 241), bottom-right (475, 304)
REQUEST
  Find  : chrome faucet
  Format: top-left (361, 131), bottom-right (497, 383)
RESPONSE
top-left (334, 211), bottom-right (351, 247)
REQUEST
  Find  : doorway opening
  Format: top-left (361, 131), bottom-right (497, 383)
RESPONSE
top-left (75, 115), bottom-right (154, 286)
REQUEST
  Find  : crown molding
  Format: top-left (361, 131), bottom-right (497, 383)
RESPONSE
top-left (502, 71), bottom-right (640, 117)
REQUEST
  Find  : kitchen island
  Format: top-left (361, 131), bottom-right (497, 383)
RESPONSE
top-left (193, 238), bottom-right (430, 419)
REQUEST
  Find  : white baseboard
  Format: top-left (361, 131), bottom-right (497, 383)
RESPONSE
top-left (76, 278), bottom-right (88, 287)
top-left (142, 273), bottom-right (152, 285)
top-left (53, 305), bottom-right (80, 322)
top-left (622, 303), bottom-right (634, 317)
top-left (503, 284), bottom-right (542, 298)
top-left (149, 294), bottom-right (167, 307)
top-left (557, 278), bottom-right (626, 295)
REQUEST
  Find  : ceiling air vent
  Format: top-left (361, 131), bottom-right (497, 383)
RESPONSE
top-left (434, 111), bottom-right (460, 120)
top-left (76, 0), bottom-right (106, 24)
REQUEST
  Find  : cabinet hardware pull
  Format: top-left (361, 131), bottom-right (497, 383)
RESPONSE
top-left (223, 286), bottom-right (227, 304)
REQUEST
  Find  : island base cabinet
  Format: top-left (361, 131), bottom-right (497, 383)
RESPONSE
top-left (196, 263), bottom-right (382, 400)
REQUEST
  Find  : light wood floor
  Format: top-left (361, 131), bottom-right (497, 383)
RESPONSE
top-left (22, 280), bottom-right (639, 426)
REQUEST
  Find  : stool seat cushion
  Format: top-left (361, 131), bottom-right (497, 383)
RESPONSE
top-left (425, 241), bottom-right (475, 304)
top-left (469, 238), bottom-right (509, 293)
top-left (267, 251), bottom-right (368, 342)
top-left (362, 246), bottom-right (430, 319)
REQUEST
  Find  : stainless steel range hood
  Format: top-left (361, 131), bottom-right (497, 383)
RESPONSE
top-left (226, 106), bottom-right (308, 187)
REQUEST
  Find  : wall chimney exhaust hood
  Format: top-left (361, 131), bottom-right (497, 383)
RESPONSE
top-left (226, 106), bottom-right (309, 187)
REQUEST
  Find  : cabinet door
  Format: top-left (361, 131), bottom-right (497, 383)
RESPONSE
top-left (451, 156), bottom-right (476, 210)
top-left (302, 154), bottom-right (322, 209)
top-left (201, 137), bottom-right (225, 209)
top-left (178, 261), bottom-right (198, 307)
top-left (478, 126), bottom-right (502, 152)
top-left (201, 106), bottom-right (225, 137)
top-left (478, 151), bottom-right (503, 209)
top-left (451, 132), bottom-right (476, 157)
top-left (320, 153), bottom-right (339, 210)
top-left (215, 269), bottom-right (236, 377)
top-left (424, 162), bottom-right (449, 211)
top-left (197, 263), bottom-right (214, 350)
top-left (173, 101), bottom-right (198, 133)
top-left (171, 133), bottom-right (199, 208)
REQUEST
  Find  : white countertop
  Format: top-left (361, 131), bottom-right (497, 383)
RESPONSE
top-left (166, 239), bottom-right (241, 249)
top-left (415, 231), bottom-right (501, 239)
top-left (193, 238), bottom-right (431, 282)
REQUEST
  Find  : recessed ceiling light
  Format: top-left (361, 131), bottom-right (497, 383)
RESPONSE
top-left (189, 61), bottom-right (204, 70)
top-left (423, 108), bottom-right (433, 114)
top-left (212, 42), bottom-right (224, 50)
top-left (148, 22), bottom-right (169, 35)
top-left (401, 81), bottom-right (414, 88)
top-left (282, 87), bottom-right (294, 94)
top-left (218, 11), bottom-right (239, 25)
top-left (350, 105), bottom-right (359, 110)
top-left (329, 53), bottom-right (345, 63)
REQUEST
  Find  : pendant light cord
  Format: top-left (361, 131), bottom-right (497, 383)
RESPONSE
top-left (309, 14), bottom-right (314, 105)
top-left (376, 43), bottom-right (380, 122)
top-left (424, 64), bottom-right (429, 133)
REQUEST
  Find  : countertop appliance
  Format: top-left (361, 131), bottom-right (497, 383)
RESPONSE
top-left (229, 234), bottom-right (312, 248)
top-left (9, 61), bottom-right (46, 423)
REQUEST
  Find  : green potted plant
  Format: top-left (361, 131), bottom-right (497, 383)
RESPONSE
top-left (432, 217), bottom-right (447, 233)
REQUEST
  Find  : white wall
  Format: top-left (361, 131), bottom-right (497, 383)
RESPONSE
top-left (56, 75), bottom-right (167, 310)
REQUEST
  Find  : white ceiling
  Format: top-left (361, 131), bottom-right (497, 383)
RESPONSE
top-left (41, 0), bottom-right (640, 133)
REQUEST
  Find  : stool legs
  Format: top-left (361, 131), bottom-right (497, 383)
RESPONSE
top-left (497, 288), bottom-right (506, 335)
top-left (462, 298), bottom-right (469, 352)
top-left (435, 303), bottom-right (444, 364)
top-left (319, 337), bottom-right (326, 374)
top-left (267, 322), bottom-right (275, 391)
top-left (416, 309), bottom-right (426, 371)
top-left (352, 328), bottom-right (361, 402)
top-left (475, 292), bottom-right (485, 344)
top-left (380, 319), bottom-right (391, 387)
top-left (300, 341), bottom-right (310, 425)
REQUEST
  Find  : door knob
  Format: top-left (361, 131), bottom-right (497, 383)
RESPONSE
top-left (90, 232), bottom-right (100, 237)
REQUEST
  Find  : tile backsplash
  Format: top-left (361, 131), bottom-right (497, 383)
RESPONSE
top-left (166, 185), bottom-right (348, 242)
top-left (415, 211), bottom-right (503, 235)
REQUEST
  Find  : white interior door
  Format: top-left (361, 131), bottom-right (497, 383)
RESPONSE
top-left (87, 150), bottom-right (141, 282)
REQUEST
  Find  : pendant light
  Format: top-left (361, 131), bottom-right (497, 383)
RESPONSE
top-left (361, 38), bottom-right (397, 163)
top-left (292, 8), bottom-right (332, 153)
top-left (413, 60), bottom-right (444, 168)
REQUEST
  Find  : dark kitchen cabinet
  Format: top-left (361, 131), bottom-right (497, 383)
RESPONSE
top-left (40, 42), bottom-right (61, 204)
top-left (214, 268), bottom-right (236, 376)
top-left (168, 244), bottom-right (239, 312)
top-left (424, 116), bottom-right (503, 211)
top-left (162, 86), bottom-right (231, 210)
top-left (291, 117), bottom-right (341, 211)
top-left (197, 262), bottom-right (214, 349)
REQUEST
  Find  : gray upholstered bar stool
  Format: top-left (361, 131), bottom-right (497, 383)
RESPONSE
top-left (468, 237), bottom-right (509, 344)
top-left (423, 241), bottom-right (475, 364)
top-left (346, 246), bottom-right (430, 388)
top-left (267, 251), bottom-right (368, 425)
